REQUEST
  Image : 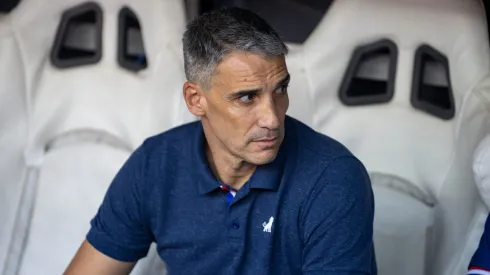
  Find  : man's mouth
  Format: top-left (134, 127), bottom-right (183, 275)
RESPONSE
top-left (255, 137), bottom-right (278, 142)
top-left (253, 137), bottom-right (279, 148)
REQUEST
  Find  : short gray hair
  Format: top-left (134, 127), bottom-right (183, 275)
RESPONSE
top-left (182, 7), bottom-right (289, 89)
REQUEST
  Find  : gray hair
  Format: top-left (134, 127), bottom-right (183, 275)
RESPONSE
top-left (182, 7), bottom-right (289, 89)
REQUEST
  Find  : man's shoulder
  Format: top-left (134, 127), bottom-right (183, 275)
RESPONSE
top-left (286, 116), bottom-right (356, 163)
top-left (285, 116), bottom-right (369, 195)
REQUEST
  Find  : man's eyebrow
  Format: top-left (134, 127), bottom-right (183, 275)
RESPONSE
top-left (226, 88), bottom-right (262, 100)
top-left (225, 74), bottom-right (291, 100)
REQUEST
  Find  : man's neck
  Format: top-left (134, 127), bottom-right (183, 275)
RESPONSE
top-left (205, 143), bottom-right (256, 190)
top-left (201, 121), bottom-right (256, 190)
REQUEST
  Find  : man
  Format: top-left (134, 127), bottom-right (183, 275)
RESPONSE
top-left (468, 214), bottom-right (490, 275)
top-left (65, 7), bottom-right (377, 275)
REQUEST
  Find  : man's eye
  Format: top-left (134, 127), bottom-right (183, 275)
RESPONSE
top-left (275, 85), bottom-right (289, 94)
top-left (238, 94), bottom-right (256, 103)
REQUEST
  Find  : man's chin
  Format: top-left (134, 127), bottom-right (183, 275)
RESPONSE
top-left (246, 149), bottom-right (279, 165)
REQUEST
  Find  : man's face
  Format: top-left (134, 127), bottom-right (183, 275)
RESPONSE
top-left (200, 52), bottom-right (290, 165)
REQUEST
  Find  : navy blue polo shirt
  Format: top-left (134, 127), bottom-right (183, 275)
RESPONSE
top-left (468, 214), bottom-right (490, 274)
top-left (87, 116), bottom-right (377, 275)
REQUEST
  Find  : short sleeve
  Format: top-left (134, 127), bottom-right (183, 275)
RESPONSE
top-left (468, 214), bottom-right (490, 274)
top-left (86, 143), bottom-right (153, 262)
top-left (301, 156), bottom-right (376, 275)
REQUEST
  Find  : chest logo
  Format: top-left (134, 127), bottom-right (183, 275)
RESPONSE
top-left (262, 216), bottom-right (274, 233)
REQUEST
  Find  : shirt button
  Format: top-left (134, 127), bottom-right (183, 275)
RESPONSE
top-left (232, 221), bottom-right (240, 230)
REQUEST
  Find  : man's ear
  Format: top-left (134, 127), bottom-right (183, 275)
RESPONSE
top-left (183, 82), bottom-right (206, 117)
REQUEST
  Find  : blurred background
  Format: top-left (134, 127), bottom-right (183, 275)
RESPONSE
top-left (1, 0), bottom-right (490, 274)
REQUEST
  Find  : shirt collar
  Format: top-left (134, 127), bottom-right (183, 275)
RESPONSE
top-left (194, 121), bottom-right (288, 195)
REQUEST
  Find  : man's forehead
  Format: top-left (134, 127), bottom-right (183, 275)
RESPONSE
top-left (216, 52), bottom-right (287, 80)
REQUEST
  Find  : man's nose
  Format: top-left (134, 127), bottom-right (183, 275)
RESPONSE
top-left (257, 97), bottom-right (280, 130)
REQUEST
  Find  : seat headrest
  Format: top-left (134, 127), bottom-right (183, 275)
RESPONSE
top-left (18, 0), bottom-right (189, 158)
top-left (306, 0), bottom-right (488, 57)
top-left (303, 0), bottom-right (490, 111)
top-left (9, 0), bottom-right (186, 42)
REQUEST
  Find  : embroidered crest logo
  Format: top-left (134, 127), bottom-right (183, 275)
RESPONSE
top-left (262, 216), bottom-right (274, 233)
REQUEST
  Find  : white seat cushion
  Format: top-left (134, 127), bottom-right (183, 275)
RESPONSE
top-left (370, 172), bottom-right (435, 275)
top-left (17, 142), bottom-right (130, 275)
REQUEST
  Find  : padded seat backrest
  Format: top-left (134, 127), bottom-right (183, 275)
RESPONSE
top-left (300, 0), bottom-right (490, 274)
top-left (7, 0), bottom-right (191, 162)
top-left (0, 0), bottom-right (190, 274)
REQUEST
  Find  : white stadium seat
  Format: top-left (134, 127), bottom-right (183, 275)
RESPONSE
top-left (0, 0), bottom-right (191, 274)
top-left (297, 0), bottom-right (490, 274)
